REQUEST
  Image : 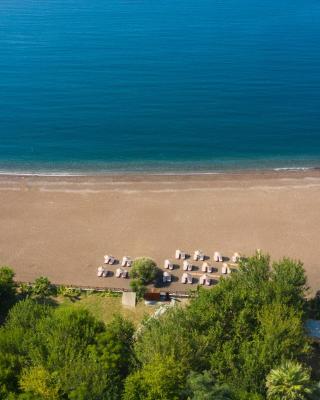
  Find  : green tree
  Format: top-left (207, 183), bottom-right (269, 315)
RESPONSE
top-left (266, 361), bottom-right (312, 400)
top-left (0, 266), bottom-right (16, 319)
top-left (136, 252), bottom-right (309, 395)
top-left (31, 276), bottom-right (55, 298)
top-left (123, 355), bottom-right (187, 400)
top-left (129, 279), bottom-right (147, 300)
top-left (272, 258), bottom-right (307, 308)
top-left (89, 315), bottom-right (135, 399)
top-left (187, 371), bottom-right (236, 400)
top-left (0, 299), bottom-right (52, 395)
top-left (19, 366), bottom-right (59, 400)
top-left (130, 257), bottom-right (157, 284)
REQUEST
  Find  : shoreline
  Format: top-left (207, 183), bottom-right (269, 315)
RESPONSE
top-left (0, 167), bottom-right (319, 183)
top-left (0, 169), bottom-right (319, 293)
top-left (0, 165), bottom-right (318, 178)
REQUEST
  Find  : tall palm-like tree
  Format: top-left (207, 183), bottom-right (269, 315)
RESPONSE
top-left (266, 360), bottom-right (312, 400)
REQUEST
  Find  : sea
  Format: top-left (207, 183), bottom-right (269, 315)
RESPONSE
top-left (0, 0), bottom-right (320, 175)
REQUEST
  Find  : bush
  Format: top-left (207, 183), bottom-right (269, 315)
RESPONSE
top-left (31, 277), bottom-right (55, 298)
top-left (57, 286), bottom-right (81, 299)
top-left (130, 279), bottom-right (147, 300)
top-left (130, 258), bottom-right (157, 284)
top-left (0, 266), bottom-right (16, 320)
top-left (266, 361), bottom-right (312, 400)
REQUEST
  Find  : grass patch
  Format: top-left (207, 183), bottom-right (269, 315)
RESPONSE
top-left (57, 292), bottom-right (155, 326)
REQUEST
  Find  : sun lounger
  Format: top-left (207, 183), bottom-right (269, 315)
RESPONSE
top-left (193, 250), bottom-right (205, 261)
top-left (202, 262), bottom-right (208, 272)
top-left (181, 272), bottom-right (192, 284)
top-left (200, 274), bottom-right (211, 285)
top-left (183, 261), bottom-right (192, 271)
top-left (104, 255), bottom-right (116, 265)
top-left (221, 263), bottom-right (228, 274)
top-left (122, 256), bottom-right (131, 267)
top-left (116, 267), bottom-right (128, 278)
top-left (232, 252), bottom-right (241, 263)
top-left (164, 259), bottom-right (173, 269)
top-left (97, 266), bottom-right (104, 277)
top-left (116, 268), bottom-right (121, 278)
top-left (175, 249), bottom-right (181, 259)
top-left (214, 252), bottom-right (223, 262)
top-left (163, 271), bottom-right (171, 283)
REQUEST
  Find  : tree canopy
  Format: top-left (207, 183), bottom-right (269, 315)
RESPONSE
top-left (0, 252), bottom-right (320, 399)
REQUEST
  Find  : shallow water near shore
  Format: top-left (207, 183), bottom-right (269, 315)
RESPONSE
top-left (0, 0), bottom-right (320, 173)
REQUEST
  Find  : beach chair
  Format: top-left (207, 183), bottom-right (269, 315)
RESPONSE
top-left (202, 262), bottom-right (208, 272)
top-left (164, 259), bottom-right (172, 269)
top-left (175, 249), bottom-right (181, 259)
top-left (200, 274), bottom-right (211, 285)
top-left (193, 250), bottom-right (200, 261)
top-left (122, 256), bottom-right (132, 267)
top-left (180, 251), bottom-right (186, 260)
top-left (181, 273), bottom-right (188, 284)
top-left (121, 269), bottom-right (128, 278)
top-left (104, 255), bottom-right (115, 265)
top-left (115, 268), bottom-right (122, 278)
top-left (214, 252), bottom-right (223, 262)
top-left (163, 271), bottom-right (171, 283)
top-left (221, 263), bottom-right (228, 274)
top-left (102, 269), bottom-right (108, 277)
top-left (183, 260), bottom-right (191, 271)
top-left (187, 273), bottom-right (193, 284)
top-left (97, 266), bottom-right (104, 277)
top-left (232, 252), bottom-right (241, 263)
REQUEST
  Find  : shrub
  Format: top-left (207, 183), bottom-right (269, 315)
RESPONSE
top-left (130, 258), bottom-right (157, 284)
top-left (130, 279), bottom-right (147, 300)
top-left (266, 361), bottom-right (312, 400)
top-left (31, 277), bottom-right (55, 298)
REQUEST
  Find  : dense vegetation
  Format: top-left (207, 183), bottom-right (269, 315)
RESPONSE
top-left (0, 252), bottom-right (320, 399)
top-left (130, 257), bottom-right (158, 299)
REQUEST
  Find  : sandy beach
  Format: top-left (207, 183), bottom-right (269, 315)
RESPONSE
top-left (0, 170), bottom-right (319, 293)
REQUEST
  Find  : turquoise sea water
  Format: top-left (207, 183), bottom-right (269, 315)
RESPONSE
top-left (0, 0), bottom-right (320, 174)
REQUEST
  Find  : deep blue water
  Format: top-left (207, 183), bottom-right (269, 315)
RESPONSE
top-left (0, 0), bottom-right (320, 173)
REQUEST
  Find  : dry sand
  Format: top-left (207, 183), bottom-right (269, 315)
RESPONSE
top-left (0, 170), bottom-right (319, 293)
